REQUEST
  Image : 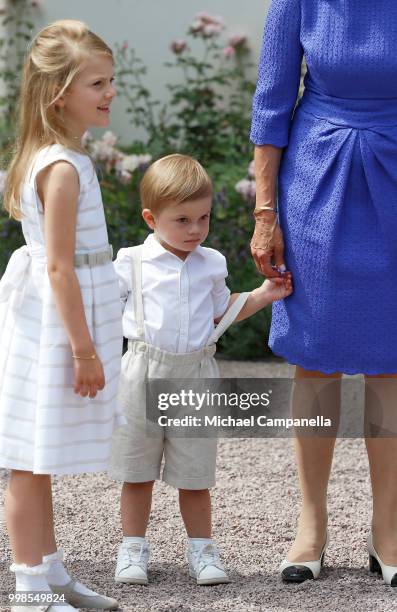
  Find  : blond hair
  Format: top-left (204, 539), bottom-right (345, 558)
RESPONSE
top-left (140, 154), bottom-right (213, 213)
top-left (3, 19), bottom-right (113, 219)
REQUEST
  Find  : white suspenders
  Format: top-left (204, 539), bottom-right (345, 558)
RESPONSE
top-left (129, 245), bottom-right (250, 347)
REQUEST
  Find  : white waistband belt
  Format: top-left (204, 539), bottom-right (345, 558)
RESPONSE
top-left (0, 244), bottom-right (114, 307)
top-left (74, 245), bottom-right (113, 268)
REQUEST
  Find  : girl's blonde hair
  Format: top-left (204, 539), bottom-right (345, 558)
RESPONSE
top-left (140, 154), bottom-right (213, 213)
top-left (3, 19), bottom-right (113, 220)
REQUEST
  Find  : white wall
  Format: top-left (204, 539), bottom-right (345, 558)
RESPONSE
top-left (32, 0), bottom-right (270, 143)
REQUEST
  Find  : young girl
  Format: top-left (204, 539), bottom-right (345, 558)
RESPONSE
top-left (0, 20), bottom-right (124, 611)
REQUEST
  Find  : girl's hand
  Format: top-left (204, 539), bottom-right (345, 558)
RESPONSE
top-left (260, 272), bottom-right (293, 302)
top-left (74, 357), bottom-right (105, 398)
top-left (250, 215), bottom-right (286, 278)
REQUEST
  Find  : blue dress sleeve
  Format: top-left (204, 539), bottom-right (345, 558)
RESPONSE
top-left (250, 0), bottom-right (303, 147)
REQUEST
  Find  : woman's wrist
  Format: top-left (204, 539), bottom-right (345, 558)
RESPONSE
top-left (254, 211), bottom-right (278, 223)
top-left (253, 206), bottom-right (278, 217)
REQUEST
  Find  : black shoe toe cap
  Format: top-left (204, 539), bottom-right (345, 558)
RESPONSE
top-left (282, 565), bottom-right (315, 583)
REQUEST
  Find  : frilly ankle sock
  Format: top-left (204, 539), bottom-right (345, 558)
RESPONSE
top-left (10, 560), bottom-right (51, 592)
top-left (10, 559), bottom-right (78, 611)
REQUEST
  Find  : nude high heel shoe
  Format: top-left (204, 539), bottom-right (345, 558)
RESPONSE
top-left (368, 533), bottom-right (397, 586)
top-left (279, 531), bottom-right (329, 583)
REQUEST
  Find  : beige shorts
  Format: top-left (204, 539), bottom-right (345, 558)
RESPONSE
top-left (108, 340), bottom-right (219, 489)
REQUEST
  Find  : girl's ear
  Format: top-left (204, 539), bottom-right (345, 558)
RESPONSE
top-left (54, 97), bottom-right (65, 109)
top-left (142, 208), bottom-right (156, 230)
top-left (53, 85), bottom-right (66, 109)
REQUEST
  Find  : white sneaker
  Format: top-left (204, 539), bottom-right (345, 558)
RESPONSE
top-left (187, 543), bottom-right (230, 585)
top-left (114, 541), bottom-right (149, 585)
top-left (11, 605), bottom-right (78, 612)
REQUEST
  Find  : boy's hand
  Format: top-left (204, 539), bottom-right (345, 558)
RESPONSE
top-left (260, 271), bottom-right (293, 302)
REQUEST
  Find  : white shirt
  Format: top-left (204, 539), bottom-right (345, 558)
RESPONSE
top-left (113, 233), bottom-right (231, 353)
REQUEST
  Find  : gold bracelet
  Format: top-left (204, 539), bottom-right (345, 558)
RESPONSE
top-left (72, 353), bottom-right (97, 360)
top-left (253, 205), bottom-right (278, 215)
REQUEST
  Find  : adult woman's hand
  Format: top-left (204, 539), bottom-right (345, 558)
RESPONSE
top-left (250, 212), bottom-right (286, 277)
top-left (250, 144), bottom-right (286, 277)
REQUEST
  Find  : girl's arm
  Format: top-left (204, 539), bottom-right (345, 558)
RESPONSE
top-left (39, 161), bottom-right (105, 398)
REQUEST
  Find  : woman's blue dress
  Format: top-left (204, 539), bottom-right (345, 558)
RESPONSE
top-left (250, 0), bottom-right (397, 374)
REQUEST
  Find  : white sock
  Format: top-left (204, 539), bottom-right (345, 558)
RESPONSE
top-left (189, 537), bottom-right (213, 550)
top-left (42, 551), bottom-right (70, 586)
top-left (11, 561), bottom-right (51, 592)
top-left (43, 549), bottom-right (98, 597)
top-left (123, 536), bottom-right (147, 545)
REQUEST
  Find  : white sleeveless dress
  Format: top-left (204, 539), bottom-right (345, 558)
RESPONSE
top-left (0, 144), bottom-right (125, 475)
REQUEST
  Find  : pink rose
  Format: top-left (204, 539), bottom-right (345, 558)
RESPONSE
top-left (170, 40), bottom-right (187, 54)
top-left (229, 34), bottom-right (247, 49)
top-left (235, 179), bottom-right (256, 201)
top-left (223, 46), bottom-right (236, 58)
top-left (190, 12), bottom-right (225, 37)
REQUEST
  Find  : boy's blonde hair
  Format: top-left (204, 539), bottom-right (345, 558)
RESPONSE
top-left (3, 19), bottom-right (113, 220)
top-left (140, 154), bottom-right (213, 213)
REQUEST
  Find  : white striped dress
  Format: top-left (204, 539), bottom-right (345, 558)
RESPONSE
top-left (0, 144), bottom-right (125, 475)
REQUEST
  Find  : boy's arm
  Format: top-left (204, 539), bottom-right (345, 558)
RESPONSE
top-left (214, 275), bottom-right (293, 324)
top-left (113, 248), bottom-right (131, 312)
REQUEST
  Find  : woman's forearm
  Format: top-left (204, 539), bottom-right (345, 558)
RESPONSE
top-left (251, 145), bottom-right (286, 277)
top-left (254, 144), bottom-right (283, 211)
top-left (48, 266), bottom-right (95, 355)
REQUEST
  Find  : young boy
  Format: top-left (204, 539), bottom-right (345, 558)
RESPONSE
top-left (109, 154), bottom-right (292, 586)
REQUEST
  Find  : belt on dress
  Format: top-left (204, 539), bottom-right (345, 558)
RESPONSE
top-left (74, 245), bottom-right (113, 267)
top-left (0, 244), bottom-right (113, 308)
top-left (298, 88), bottom-right (397, 128)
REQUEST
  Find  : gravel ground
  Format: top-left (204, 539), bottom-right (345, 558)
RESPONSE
top-left (1, 358), bottom-right (396, 612)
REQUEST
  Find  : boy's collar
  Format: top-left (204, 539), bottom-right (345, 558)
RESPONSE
top-left (144, 233), bottom-right (206, 259)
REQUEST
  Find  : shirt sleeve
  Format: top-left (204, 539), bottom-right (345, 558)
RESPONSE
top-left (250, 0), bottom-right (303, 147)
top-left (113, 248), bottom-right (132, 312)
top-left (209, 250), bottom-right (231, 319)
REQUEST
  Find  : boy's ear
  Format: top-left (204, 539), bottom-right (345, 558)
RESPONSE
top-left (142, 208), bottom-right (156, 230)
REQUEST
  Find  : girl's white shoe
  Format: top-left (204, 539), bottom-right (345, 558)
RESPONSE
top-left (48, 579), bottom-right (118, 610)
top-left (279, 531), bottom-right (329, 583)
top-left (368, 533), bottom-right (397, 586)
top-left (11, 604), bottom-right (78, 612)
top-left (43, 548), bottom-right (118, 609)
top-left (9, 560), bottom-right (79, 611)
